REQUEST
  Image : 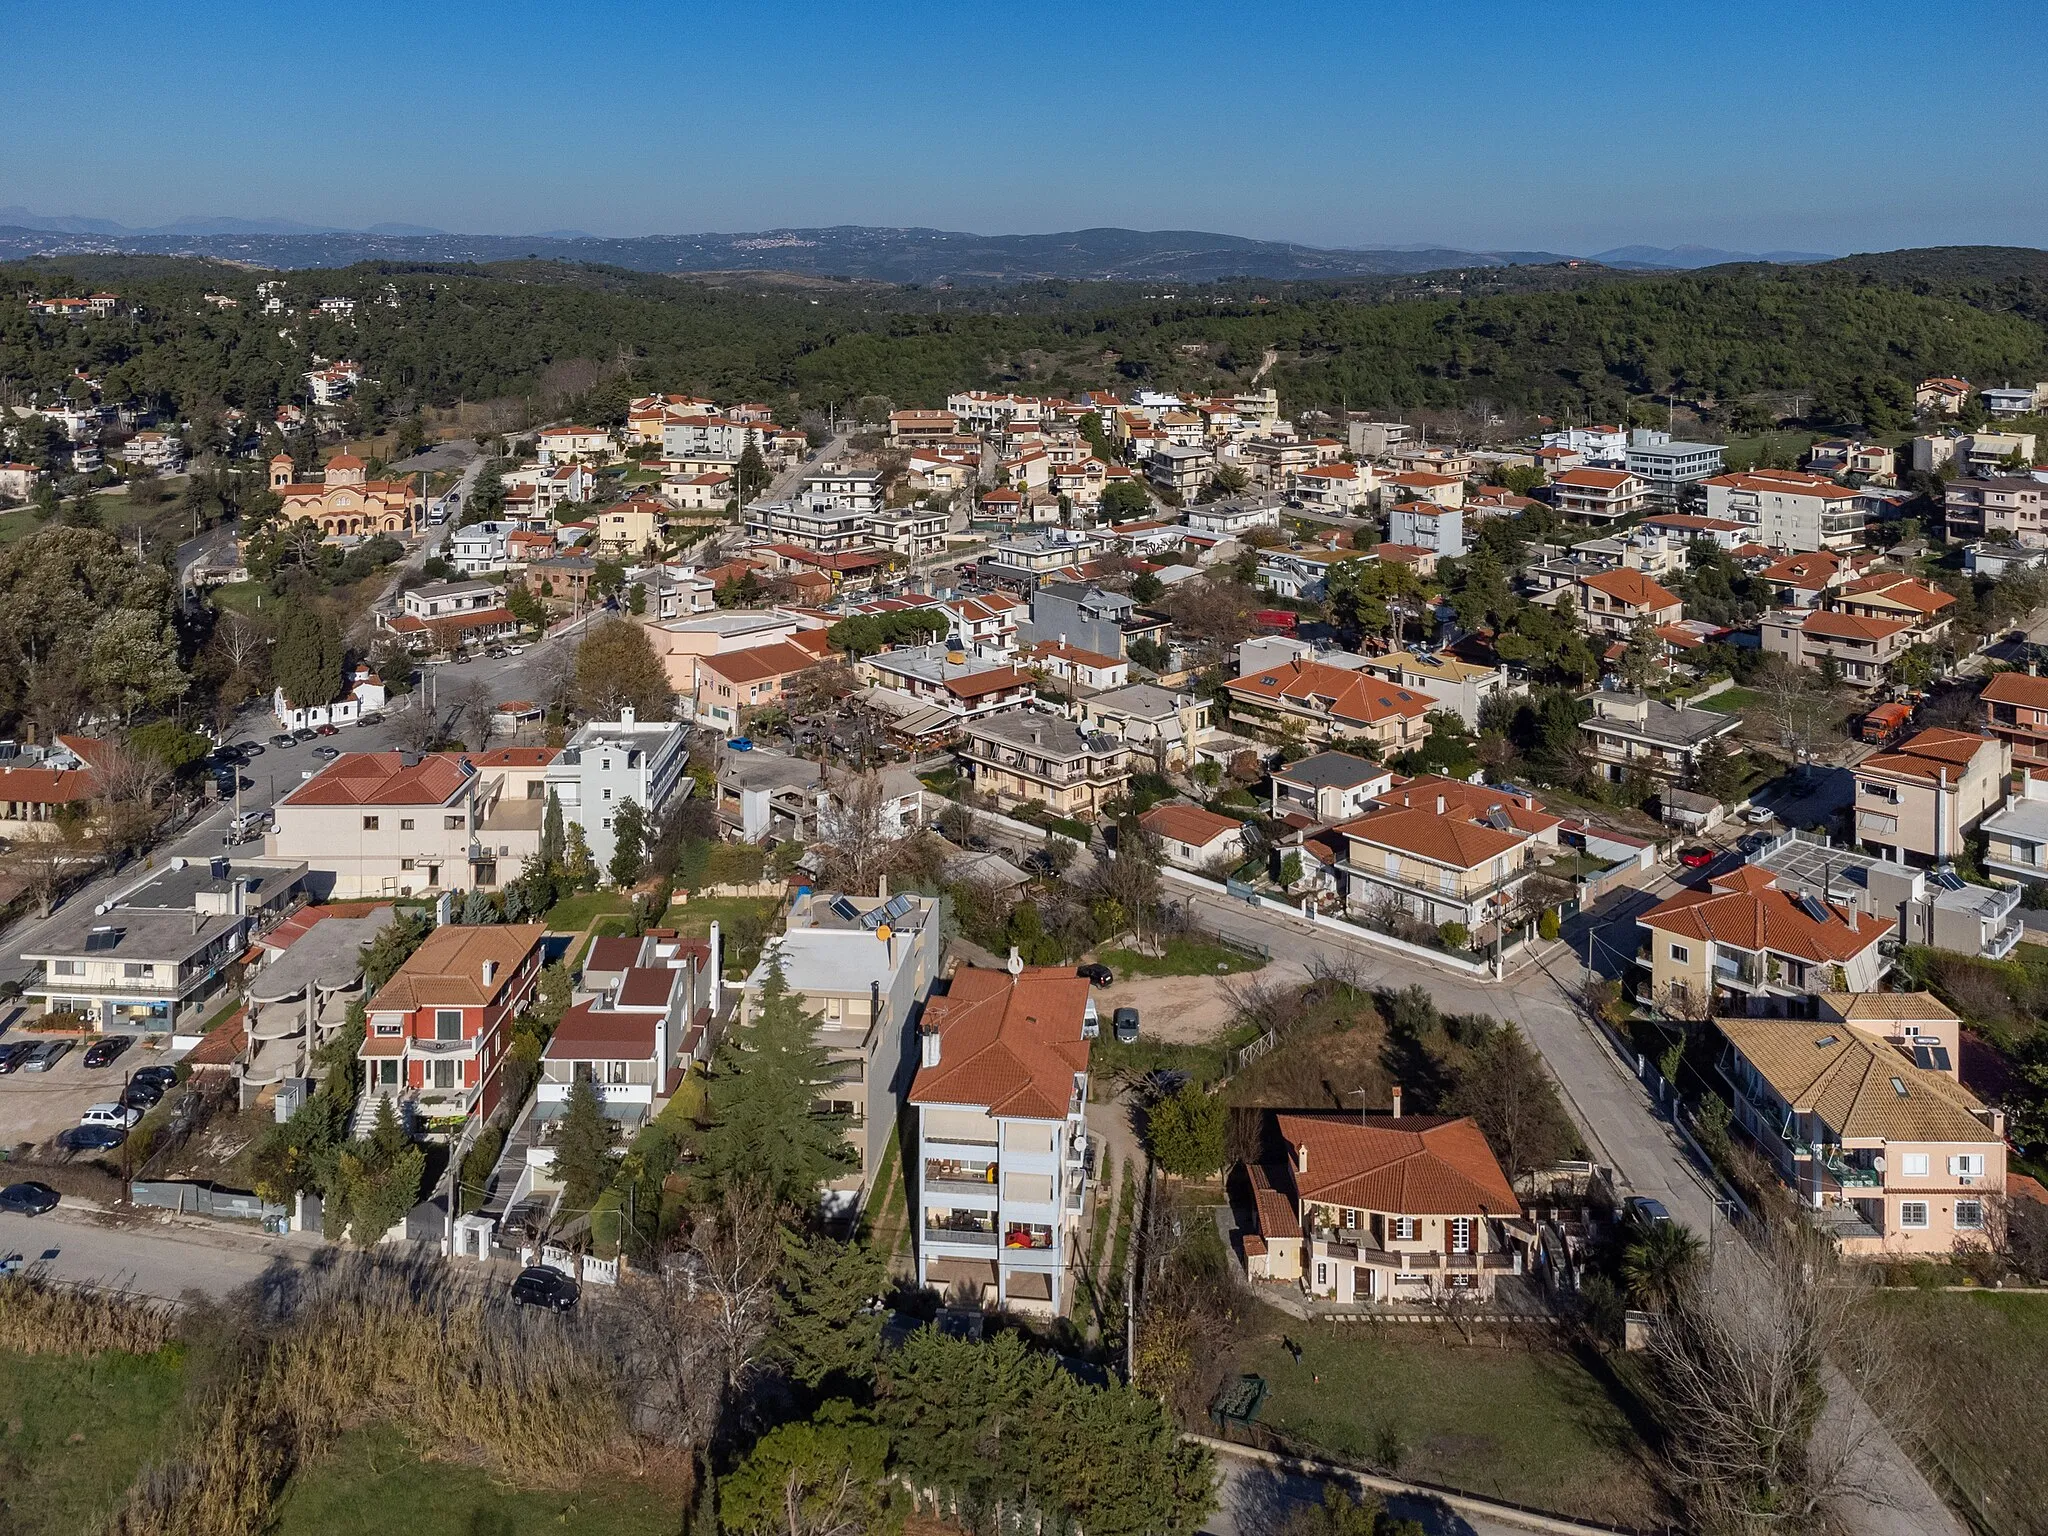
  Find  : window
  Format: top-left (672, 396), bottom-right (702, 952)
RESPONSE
top-left (1315, 1263), bottom-right (1328, 1288)
top-left (1899, 1201), bottom-right (1930, 1229)
top-left (362, 816), bottom-right (380, 831)
top-left (435, 1009), bottom-right (463, 1041)
top-left (1901, 1153), bottom-right (1929, 1177)
top-left (52, 960), bottom-right (81, 977)
top-left (1949, 1154), bottom-right (1986, 1178)
top-left (445, 815), bottom-right (464, 831)
top-left (603, 786), bottom-right (613, 801)
top-left (1450, 1217), bottom-right (1472, 1255)
top-left (400, 818), bottom-right (415, 830)
top-left (1956, 1200), bottom-right (1985, 1230)
top-left (431, 1058), bottom-right (455, 1091)
top-left (400, 858), bottom-right (415, 871)
top-left (1669, 943), bottom-right (1689, 964)
top-left (606, 1060), bottom-right (629, 1085)
top-left (122, 962), bottom-right (151, 980)
top-left (1393, 1216), bottom-right (1417, 1242)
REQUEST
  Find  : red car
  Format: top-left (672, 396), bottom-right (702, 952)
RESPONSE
top-left (314, 724), bottom-right (339, 737)
top-left (1677, 846), bottom-right (1716, 869)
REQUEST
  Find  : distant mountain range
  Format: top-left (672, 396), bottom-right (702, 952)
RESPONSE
top-left (0, 210), bottom-right (1841, 281)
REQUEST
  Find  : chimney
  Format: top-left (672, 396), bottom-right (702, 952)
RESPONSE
top-left (877, 873), bottom-right (889, 901)
top-left (620, 705), bottom-right (635, 727)
top-left (481, 958), bottom-right (498, 988)
top-left (1435, 795), bottom-right (1445, 815)
top-left (1847, 903), bottom-right (1859, 932)
top-left (708, 920), bottom-right (723, 1014)
top-left (1296, 1139), bottom-right (1309, 1175)
top-left (1007, 945), bottom-right (1024, 982)
top-left (1390, 1084), bottom-right (1404, 1119)
top-left (919, 1022), bottom-right (942, 1069)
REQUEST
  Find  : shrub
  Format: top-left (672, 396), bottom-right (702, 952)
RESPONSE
top-left (1438, 921), bottom-right (1470, 950)
top-left (1538, 908), bottom-right (1561, 942)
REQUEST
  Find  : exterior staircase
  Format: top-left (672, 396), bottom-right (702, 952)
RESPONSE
top-left (350, 1089), bottom-right (412, 1141)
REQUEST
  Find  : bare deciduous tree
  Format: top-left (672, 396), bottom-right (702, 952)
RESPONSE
top-left (389, 695), bottom-right (444, 754)
top-left (1651, 1220), bottom-right (1919, 1534)
top-left (818, 770), bottom-right (903, 897)
top-left (446, 677), bottom-right (497, 751)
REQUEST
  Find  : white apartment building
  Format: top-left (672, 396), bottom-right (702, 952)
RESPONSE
top-left (1703, 469), bottom-right (1865, 552)
top-left (1387, 502), bottom-right (1467, 557)
top-left (543, 709), bottom-right (690, 877)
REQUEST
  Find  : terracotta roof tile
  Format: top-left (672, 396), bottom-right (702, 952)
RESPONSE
top-left (1275, 1112), bottom-right (1519, 1216)
top-left (909, 965), bottom-right (1091, 1121)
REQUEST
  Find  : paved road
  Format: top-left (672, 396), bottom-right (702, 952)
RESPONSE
top-left (1175, 885), bottom-right (1963, 1536)
top-left (0, 1203), bottom-right (313, 1301)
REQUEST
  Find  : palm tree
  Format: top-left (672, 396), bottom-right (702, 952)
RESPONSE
top-left (1623, 1219), bottom-right (1704, 1310)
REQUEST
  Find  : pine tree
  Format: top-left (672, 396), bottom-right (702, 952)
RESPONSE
top-left (771, 1233), bottom-right (888, 1389)
top-left (541, 790), bottom-right (566, 869)
top-left (609, 797), bottom-right (646, 887)
top-left (703, 957), bottom-right (851, 1210)
top-left (1147, 1080), bottom-right (1226, 1177)
top-left (549, 1073), bottom-right (618, 1214)
top-left (563, 823), bottom-right (597, 888)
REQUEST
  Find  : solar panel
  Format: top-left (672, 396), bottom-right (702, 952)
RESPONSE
top-left (829, 896), bottom-right (861, 923)
top-left (1930, 868), bottom-right (1967, 891)
top-left (859, 892), bottom-right (917, 930)
top-left (1912, 1045), bottom-right (1937, 1071)
top-left (1795, 892), bottom-right (1831, 922)
top-left (1928, 1045), bottom-right (1953, 1072)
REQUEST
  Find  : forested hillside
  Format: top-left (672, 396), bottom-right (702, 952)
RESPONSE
top-left (4, 248), bottom-right (2046, 436)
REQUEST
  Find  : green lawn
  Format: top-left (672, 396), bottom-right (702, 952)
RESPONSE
top-left (1098, 937), bottom-right (1264, 979)
top-left (1692, 686), bottom-right (1763, 714)
top-left (0, 1347), bottom-right (188, 1535)
top-left (542, 890), bottom-right (636, 932)
top-left (272, 1421), bottom-right (682, 1535)
top-left (1233, 1320), bottom-right (1665, 1528)
top-left (668, 895), bottom-right (782, 975)
top-left (1874, 1289), bottom-right (2048, 1535)
top-left (1089, 1032), bottom-right (1231, 1086)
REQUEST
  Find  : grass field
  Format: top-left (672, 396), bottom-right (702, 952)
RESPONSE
top-left (1231, 1318), bottom-right (1666, 1528)
top-left (1693, 686), bottom-right (1763, 715)
top-left (0, 1347), bottom-right (188, 1535)
top-left (1874, 1289), bottom-right (2048, 1536)
top-left (1098, 937), bottom-right (1264, 979)
top-left (542, 890), bottom-right (637, 932)
top-left (667, 895), bottom-right (782, 972)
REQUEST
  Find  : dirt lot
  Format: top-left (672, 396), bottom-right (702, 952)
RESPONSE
top-left (0, 1034), bottom-right (174, 1149)
top-left (1094, 973), bottom-right (1248, 1043)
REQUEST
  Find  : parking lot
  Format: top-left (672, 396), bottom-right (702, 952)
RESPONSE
top-left (0, 1032), bottom-right (175, 1150)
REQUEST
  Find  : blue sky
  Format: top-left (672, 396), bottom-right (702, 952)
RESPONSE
top-left (10, 0), bottom-right (2046, 254)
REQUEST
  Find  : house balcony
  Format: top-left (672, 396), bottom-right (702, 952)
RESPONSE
top-left (408, 1035), bottom-right (481, 1057)
top-left (924, 1218), bottom-right (998, 1248)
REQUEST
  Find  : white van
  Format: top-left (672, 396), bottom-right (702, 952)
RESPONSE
top-left (80, 1103), bottom-right (141, 1130)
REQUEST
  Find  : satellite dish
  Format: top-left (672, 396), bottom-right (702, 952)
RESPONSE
top-left (876, 924), bottom-right (893, 943)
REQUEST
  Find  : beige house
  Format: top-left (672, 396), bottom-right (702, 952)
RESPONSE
top-left (1760, 608), bottom-right (1915, 685)
top-left (1549, 468), bottom-right (1646, 525)
top-left (1332, 777), bottom-right (1561, 939)
top-left (1716, 998), bottom-right (2005, 1257)
top-left (1639, 866), bottom-right (1893, 1015)
top-left (1237, 1108), bottom-right (1526, 1304)
top-left (1353, 650), bottom-right (1512, 730)
top-left (591, 495), bottom-right (670, 557)
top-left (1831, 573), bottom-right (1955, 645)
top-left (1579, 691), bottom-right (1742, 785)
top-left (268, 748), bottom-right (557, 897)
top-left (1853, 728), bottom-right (2010, 867)
top-left (1138, 802), bottom-right (1247, 871)
top-left (957, 712), bottom-right (1130, 819)
top-left (1073, 684), bottom-right (1211, 771)
top-left (1574, 569), bottom-right (1682, 639)
top-left (1224, 657), bottom-right (1434, 753)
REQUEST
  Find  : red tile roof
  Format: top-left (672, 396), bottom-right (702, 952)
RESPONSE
top-left (616, 967), bottom-right (681, 1010)
top-left (1640, 868), bottom-right (1892, 963)
top-left (1276, 1112), bottom-right (1520, 1216)
top-left (1579, 568), bottom-right (1680, 609)
top-left (279, 752), bottom-right (473, 807)
top-left (545, 1001), bottom-right (657, 1060)
top-left (909, 965), bottom-right (1091, 1121)
top-left (1140, 802), bottom-right (1245, 848)
top-left (1225, 658), bottom-right (1432, 727)
top-left (1981, 671), bottom-right (2048, 712)
top-left (366, 924), bottom-right (545, 1012)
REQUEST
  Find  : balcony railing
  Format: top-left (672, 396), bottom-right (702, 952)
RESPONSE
top-left (924, 1224), bottom-right (998, 1247)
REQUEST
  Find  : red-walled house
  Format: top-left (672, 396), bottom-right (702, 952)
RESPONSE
top-left (358, 922), bottom-right (546, 1134)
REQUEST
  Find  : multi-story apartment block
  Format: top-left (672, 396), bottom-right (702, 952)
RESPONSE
top-left (24, 856), bottom-right (307, 1033)
top-left (1625, 430), bottom-right (1724, 503)
top-left (1549, 467), bottom-right (1646, 525)
top-left (1943, 476), bottom-right (2048, 547)
top-left (1830, 574), bottom-right (1954, 644)
top-left (801, 466), bottom-right (885, 515)
top-left (1387, 501), bottom-right (1466, 557)
top-left (543, 709), bottom-right (690, 877)
top-left (1750, 827), bottom-right (2022, 962)
top-left (1702, 469), bottom-right (1866, 552)
top-left (1716, 997), bottom-right (2005, 1257)
top-left (269, 748), bottom-right (558, 897)
top-left (859, 644), bottom-right (1035, 723)
top-left (1579, 690), bottom-right (1742, 785)
top-left (957, 712), bottom-right (1130, 818)
top-left (1639, 866), bottom-right (1893, 1014)
top-left (743, 890), bottom-right (939, 1217)
top-left (1760, 609), bottom-right (1916, 686)
top-left (358, 922), bottom-right (547, 1135)
top-left (1146, 442), bottom-right (1215, 500)
top-left (1573, 568), bottom-right (1682, 639)
top-left (910, 962), bottom-right (1094, 1315)
top-left (1853, 728), bottom-right (2010, 867)
top-left (1288, 463), bottom-right (1367, 514)
top-left (1979, 669), bottom-right (2048, 767)
top-left (1074, 684), bottom-right (1212, 771)
top-left (743, 495), bottom-right (870, 553)
top-left (1021, 581), bottom-right (1171, 659)
top-left (1236, 1107), bottom-right (1526, 1303)
top-left (1353, 649), bottom-right (1513, 730)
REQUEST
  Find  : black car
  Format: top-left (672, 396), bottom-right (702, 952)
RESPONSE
top-left (0, 1181), bottom-right (59, 1216)
top-left (291, 728), bottom-right (318, 743)
top-left (1623, 1196), bottom-right (1672, 1228)
top-left (0, 1041), bottom-right (35, 1075)
top-left (510, 1265), bottom-right (579, 1312)
top-left (57, 1124), bottom-right (125, 1153)
top-left (128, 1065), bottom-right (177, 1093)
top-left (82, 1035), bottom-right (131, 1069)
top-left (121, 1079), bottom-right (165, 1111)
top-left (1077, 964), bottom-right (1114, 987)
top-left (1112, 1007), bottom-right (1140, 1044)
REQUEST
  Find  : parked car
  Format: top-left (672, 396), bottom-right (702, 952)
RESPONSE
top-left (1737, 806), bottom-right (1773, 826)
top-left (58, 1124), bottom-right (125, 1152)
top-left (1077, 964), bottom-right (1113, 987)
top-left (313, 746), bottom-right (340, 760)
top-left (1623, 1196), bottom-right (1672, 1227)
top-left (80, 1102), bottom-right (142, 1130)
top-left (121, 1079), bottom-right (165, 1111)
top-left (129, 1064), bottom-right (177, 1093)
top-left (1676, 846), bottom-right (1715, 869)
top-left (0, 1181), bottom-right (59, 1216)
top-left (510, 1265), bottom-right (579, 1312)
top-left (22, 1040), bottom-right (72, 1072)
top-left (0, 1041), bottom-right (36, 1074)
top-left (82, 1036), bottom-right (131, 1069)
top-left (356, 712), bottom-right (383, 727)
top-left (1112, 1007), bottom-right (1140, 1044)
top-left (239, 742), bottom-right (265, 757)
top-left (269, 733), bottom-right (296, 748)
top-left (291, 728), bottom-right (318, 743)
top-left (315, 724), bottom-right (339, 737)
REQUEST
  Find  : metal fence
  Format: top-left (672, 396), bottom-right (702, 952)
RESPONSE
top-left (130, 1180), bottom-right (286, 1225)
